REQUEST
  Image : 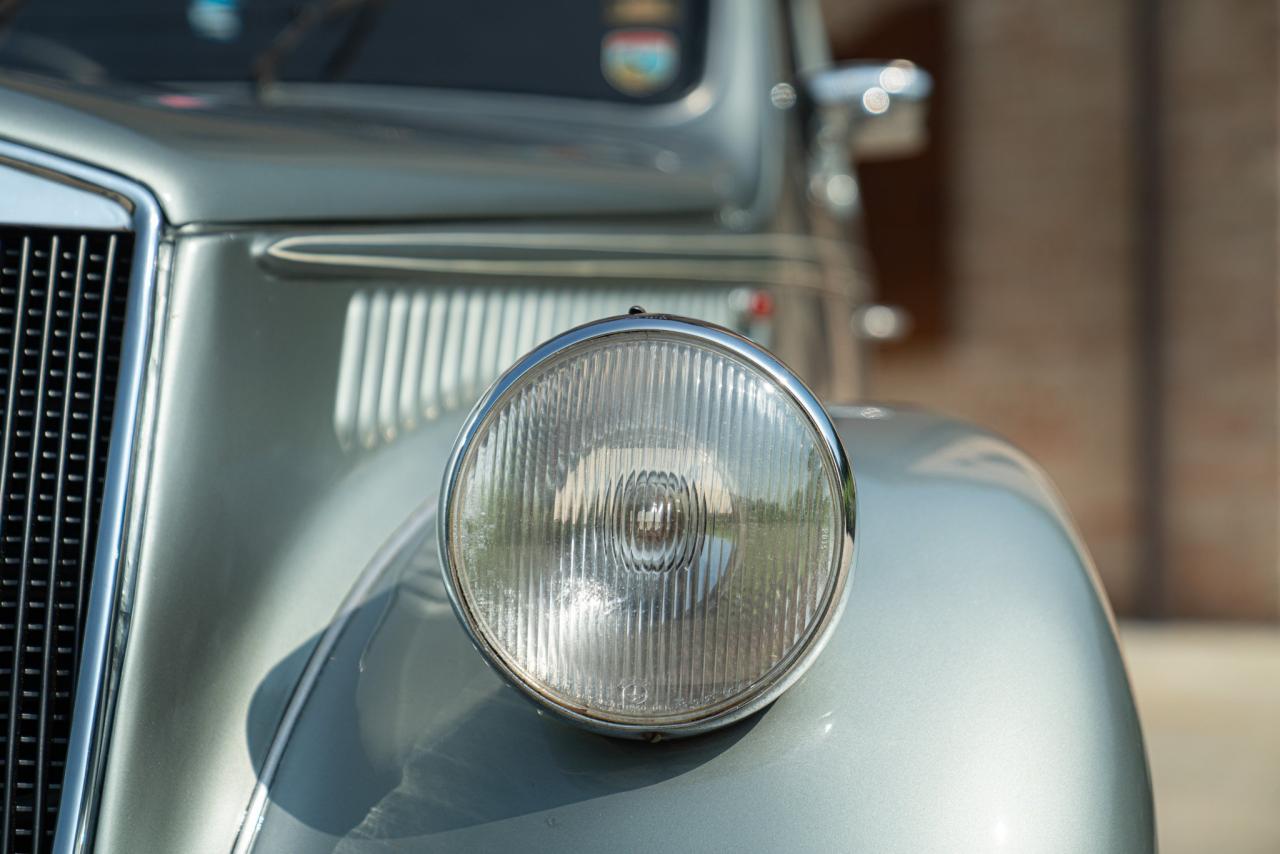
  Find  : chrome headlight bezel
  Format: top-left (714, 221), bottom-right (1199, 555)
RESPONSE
top-left (439, 314), bottom-right (856, 739)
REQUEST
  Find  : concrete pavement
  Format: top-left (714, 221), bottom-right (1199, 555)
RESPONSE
top-left (1121, 623), bottom-right (1280, 854)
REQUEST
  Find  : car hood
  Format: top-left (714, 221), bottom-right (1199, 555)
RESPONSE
top-left (0, 73), bottom-right (735, 226)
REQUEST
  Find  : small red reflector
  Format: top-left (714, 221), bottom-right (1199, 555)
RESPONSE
top-left (747, 290), bottom-right (775, 319)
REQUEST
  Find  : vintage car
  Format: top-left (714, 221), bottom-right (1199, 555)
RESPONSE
top-left (0, 1), bottom-right (1154, 852)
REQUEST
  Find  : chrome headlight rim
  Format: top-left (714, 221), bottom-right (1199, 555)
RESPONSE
top-left (439, 314), bottom-right (856, 739)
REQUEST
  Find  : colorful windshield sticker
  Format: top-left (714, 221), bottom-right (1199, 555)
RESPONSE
top-left (604, 0), bottom-right (680, 26)
top-left (601, 29), bottom-right (679, 96)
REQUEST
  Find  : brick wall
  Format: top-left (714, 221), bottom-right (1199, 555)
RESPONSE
top-left (1161, 0), bottom-right (1278, 617)
top-left (826, 0), bottom-right (1280, 618)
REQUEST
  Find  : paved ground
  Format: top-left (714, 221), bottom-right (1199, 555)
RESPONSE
top-left (1120, 623), bottom-right (1280, 854)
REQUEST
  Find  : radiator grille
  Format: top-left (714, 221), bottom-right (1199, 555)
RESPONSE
top-left (0, 226), bottom-right (131, 854)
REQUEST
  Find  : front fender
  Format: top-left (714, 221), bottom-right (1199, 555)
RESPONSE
top-left (245, 407), bottom-right (1155, 853)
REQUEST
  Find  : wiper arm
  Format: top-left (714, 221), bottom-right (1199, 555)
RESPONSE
top-left (320, 0), bottom-right (389, 81)
top-left (251, 0), bottom-right (387, 96)
top-left (0, 0), bottom-right (29, 36)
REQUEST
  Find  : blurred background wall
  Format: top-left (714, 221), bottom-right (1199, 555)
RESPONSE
top-left (824, 0), bottom-right (1280, 620)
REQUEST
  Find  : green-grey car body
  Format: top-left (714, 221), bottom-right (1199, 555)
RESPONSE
top-left (0, 1), bottom-right (1155, 852)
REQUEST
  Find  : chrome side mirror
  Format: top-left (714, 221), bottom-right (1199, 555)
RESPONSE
top-left (807, 60), bottom-right (933, 161)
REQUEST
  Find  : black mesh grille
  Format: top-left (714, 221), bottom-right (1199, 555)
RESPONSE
top-left (0, 227), bottom-right (131, 854)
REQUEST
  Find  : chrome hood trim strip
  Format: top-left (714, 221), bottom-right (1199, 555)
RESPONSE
top-left (0, 155), bottom-right (133, 231)
top-left (267, 230), bottom-right (836, 259)
top-left (259, 230), bottom-right (867, 294)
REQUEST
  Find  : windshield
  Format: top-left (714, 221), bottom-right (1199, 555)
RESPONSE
top-left (0, 0), bottom-right (708, 102)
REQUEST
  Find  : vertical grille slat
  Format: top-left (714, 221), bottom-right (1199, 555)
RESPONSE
top-left (12, 233), bottom-right (62, 848)
top-left (33, 235), bottom-right (89, 847)
top-left (72, 235), bottom-right (118, 654)
top-left (0, 226), bottom-right (131, 854)
top-left (0, 238), bottom-right (34, 849)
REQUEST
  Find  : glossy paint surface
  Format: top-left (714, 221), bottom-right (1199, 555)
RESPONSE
top-left (0, 140), bottom-right (162, 854)
top-left (0, 4), bottom-right (1150, 852)
top-left (0, 155), bottom-right (131, 230)
top-left (0, 0), bottom-right (773, 226)
top-left (85, 230), bottom-right (467, 854)
top-left (86, 212), bottom-right (843, 854)
top-left (250, 407), bottom-right (1154, 853)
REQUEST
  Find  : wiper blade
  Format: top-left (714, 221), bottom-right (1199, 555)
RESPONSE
top-left (0, 0), bottom-right (29, 35)
top-left (320, 0), bottom-right (389, 81)
top-left (251, 0), bottom-right (388, 96)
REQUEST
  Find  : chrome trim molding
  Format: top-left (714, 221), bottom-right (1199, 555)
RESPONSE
top-left (269, 230), bottom-right (833, 259)
top-left (261, 230), bottom-right (866, 294)
top-left (0, 155), bottom-right (134, 231)
top-left (271, 251), bottom-right (818, 287)
top-left (437, 314), bottom-right (858, 739)
top-left (0, 139), bottom-right (163, 854)
top-left (230, 498), bottom-right (440, 854)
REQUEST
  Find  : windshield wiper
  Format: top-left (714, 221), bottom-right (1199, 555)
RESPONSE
top-left (0, 0), bottom-right (28, 36)
top-left (251, 0), bottom-right (389, 96)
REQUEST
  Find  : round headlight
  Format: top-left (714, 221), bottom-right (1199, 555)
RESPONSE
top-left (440, 315), bottom-right (854, 737)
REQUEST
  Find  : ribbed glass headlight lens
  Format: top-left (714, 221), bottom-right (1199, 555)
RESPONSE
top-left (441, 316), bottom-right (854, 736)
